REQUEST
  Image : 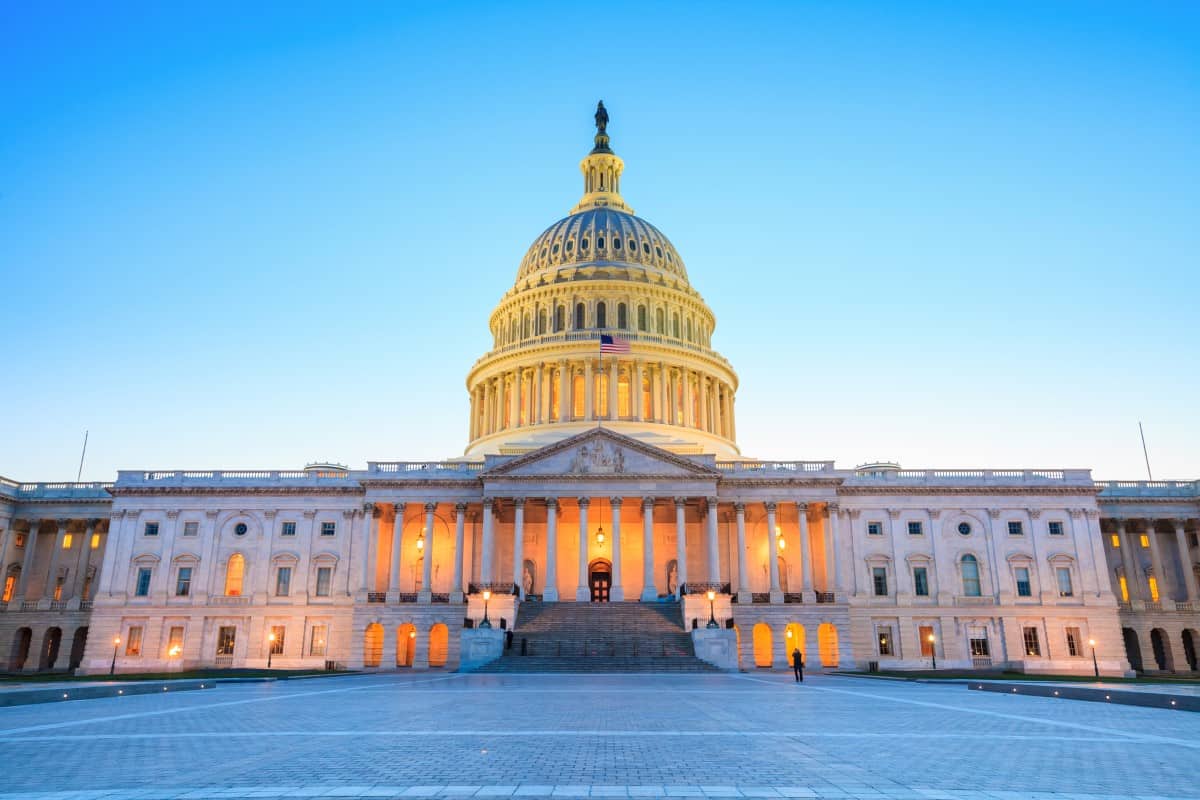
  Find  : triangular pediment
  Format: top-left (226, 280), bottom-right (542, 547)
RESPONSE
top-left (482, 428), bottom-right (719, 479)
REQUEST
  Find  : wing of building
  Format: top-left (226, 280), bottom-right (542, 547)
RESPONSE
top-left (3, 106), bottom-right (1198, 677)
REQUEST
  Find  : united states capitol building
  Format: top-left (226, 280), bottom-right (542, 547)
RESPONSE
top-left (3, 107), bottom-right (1198, 678)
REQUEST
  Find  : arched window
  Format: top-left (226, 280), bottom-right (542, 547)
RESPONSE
top-left (672, 312), bottom-right (680, 338)
top-left (617, 303), bottom-right (627, 329)
top-left (596, 302), bottom-right (607, 329)
top-left (538, 309), bottom-right (547, 335)
top-left (575, 303), bottom-right (586, 330)
top-left (637, 305), bottom-right (647, 331)
top-left (554, 304), bottom-right (565, 332)
top-left (522, 313), bottom-right (531, 339)
top-left (224, 554), bottom-right (245, 597)
top-left (655, 308), bottom-right (665, 334)
top-left (685, 318), bottom-right (693, 342)
top-left (960, 555), bottom-right (981, 597)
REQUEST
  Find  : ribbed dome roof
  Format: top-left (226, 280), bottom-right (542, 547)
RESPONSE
top-left (515, 208), bottom-right (688, 284)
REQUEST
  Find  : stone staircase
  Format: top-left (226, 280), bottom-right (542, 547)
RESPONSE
top-left (472, 600), bottom-right (721, 673)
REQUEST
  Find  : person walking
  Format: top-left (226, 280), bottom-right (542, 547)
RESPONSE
top-left (792, 647), bottom-right (804, 683)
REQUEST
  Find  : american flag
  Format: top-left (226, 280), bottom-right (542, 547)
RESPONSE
top-left (600, 334), bottom-right (631, 355)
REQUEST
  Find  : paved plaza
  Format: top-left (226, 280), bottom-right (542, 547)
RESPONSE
top-left (0, 672), bottom-right (1197, 800)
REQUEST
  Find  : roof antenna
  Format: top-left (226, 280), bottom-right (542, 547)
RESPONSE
top-left (75, 429), bottom-right (89, 483)
top-left (1138, 421), bottom-right (1152, 480)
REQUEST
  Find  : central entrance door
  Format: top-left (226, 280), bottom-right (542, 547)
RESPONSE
top-left (589, 559), bottom-right (612, 603)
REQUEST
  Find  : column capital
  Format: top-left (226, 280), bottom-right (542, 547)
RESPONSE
top-left (166, 510), bottom-right (181, 520)
top-left (455, 501), bottom-right (469, 514)
top-left (512, 497), bottom-right (526, 509)
top-left (925, 507), bottom-right (940, 519)
top-left (1068, 508), bottom-right (1085, 519)
top-left (84, 518), bottom-right (99, 531)
top-left (1085, 509), bottom-right (1101, 520)
top-left (706, 496), bottom-right (718, 508)
top-left (795, 501), bottom-right (808, 512)
top-left (887, 508), bottom-right (901, 519)
top-left (847, 508), bottom-right (862, 520)
top-left (544, 497), bottom-right (558, 509)
top-left (1172, 517), bottom-right (1188, 530)
top-left (342, 508), bottom-right (358, 519)
top-left (610, 497), bottom-right (623, 508)
top-left (303, 510), bottom-right (317, 519)
top-left (55, 518), bottom-right (70, 529)
top-left (733, 501), bottom-right (745, 513)
top-left (641, 496), bottom-right (655, 509)
top-left (1115, 517), bottom-right (1127, 530)
top-left (987, 508), bottom-right (1002, 519)
top-left (424, 502), bottom-right (438, 513)
top-left (1028, 508), bottom-right (1042, 520)
top-left (392, 501), bottom-right (405, 515)
top-left (361, 502), bottom-right (375, 515)
top-left (577, 497), bottom-right (590, 508)
top-left (674, 497), bottom-right (688, 508)
top-left (1144, 517), bottom-right (1158, 530)
top-left (764, 501), bottom-right (777, 513)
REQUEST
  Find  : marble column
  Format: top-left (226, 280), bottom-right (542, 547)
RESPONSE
top-left (655, 363), bottom-right (666, 423)
top-left (798, 502), bottom-right (813, 600)
top-left (699, 376), bottom-right (709, 432)
top-left (512, 498), bottom-right (526, 598)
top-left (608, 360), bottom-right (618, 419)
top-left (683, 372), bottom-right (695, 428)
top-left (557, 360), bottom-right (569, 422)
top-left (536, 363), bottom-right (546, 424)
top-left (544, 498), bottom-right (559, 601)
top-left (735, 502), bottom-right (749, 603)
top-left (1175, 519), bottom-right (1199, 605)
top-left (72, 520), bottom-right (95, 602)
top-left (1142, 519), bottom-right (1167, 605)
top-left (389, 503), bottom-right (405, 599)
top-left (451, 502), bottom-right (466, 603)
top-left (766, 502), bottom-right (781, 601)
top-left (512, 369), bottom-right (523, 427)
top-left (674, 498), bottom-right (688, 597)
top-left (705, 497), bottom-right (720, 584)
top-left (610, 498), bottom-right (624, 601)
top-left (828, 503), bottom-right (843, 594)
top-left (18, 521), bottom-right (40, 601)
top-left (1116, 520), bottom-right (1142, 606)
top-left (576, 498), bottom-right (590, 601)
top-left (44, 520), bottom-right (68, 603)
top-left (634, 361), bottom-right (645, 421)
top-left (641, 497), bottom-right (656, 601)
top-left (480, 498), bottom-right (496, 585)
top-left (420, 502), bottom-right (435, 601)
top-left (584, 361), bottom-right (594, 420)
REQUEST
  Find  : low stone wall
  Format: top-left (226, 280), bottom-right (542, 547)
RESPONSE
top-left (459, 628), bottom-right (505, 671)
top-left (691, 629), bottom-right (737, 671)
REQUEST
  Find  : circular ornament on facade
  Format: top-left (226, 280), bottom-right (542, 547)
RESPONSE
top-left (235, 523), bottom-right (248, 537)
top-left (957, 522), bottom-right (971, 536)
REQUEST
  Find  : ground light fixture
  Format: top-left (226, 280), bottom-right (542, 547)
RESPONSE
top-left (706, 589), bottom-right (718, 628)
top-left (928, 632), bottom-right (937, 670)
top-left (480, 589), bottom-right (492, 628)
top-left (109, 635), bottom-right (120, 675)
top-left (267, 632), bottom-right (276, 669)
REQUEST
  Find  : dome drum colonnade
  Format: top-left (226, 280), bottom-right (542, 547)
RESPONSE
top-left (465, 107), bottom-right (739, 458)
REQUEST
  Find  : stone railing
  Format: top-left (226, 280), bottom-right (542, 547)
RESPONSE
top-left (1095, 480), bottom-right (1200, 498)
top-left (210, 596), bottom-right (252, 606)
top-left (814, 592), bottom-right (836, 604)
top-left (715, 461), bottom-right (836, 475)
top-left (472, 330), bottom-right (737, 372)
top-left (9, 482), bottom-right (114, 499)
top-left (116, 470), bottom-right (356, 488)
top-left (366, 461), bottom-right (484, 477)
top-left (366, 592), bottom-right (386, 604)
top-left (849, 469), bottom-right (1093, 486)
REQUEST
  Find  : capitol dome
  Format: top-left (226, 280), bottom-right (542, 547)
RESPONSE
top-left (465, 102), bottom-right (739, 458)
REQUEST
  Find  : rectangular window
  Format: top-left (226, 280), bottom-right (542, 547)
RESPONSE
top-left (1, 576), bottom-right (14, 603)
top-left (1048, 521), bottom-right (1064, 536)
top-left (1022, 626), bottom-right (1041, 656)
top-left (14, 533), bottom-right (26, 548)
top-left (969, 636), bottom-right (990, 657)
top-left (1110, 533), bottom-right (1120, 548)
top-left (183, 522), bottom-right (198, 537)
top-left (281, 521), bottom-right (297, 537)
top-left (315, 567), bottom-right (332, 597)
top-left (1148, 576), bottom-right (1160, 603)
top-left (867, 522), bottom-right (883, 536)
top-left (913, 567), bottom-right (929, 596)
top-left (144, 522), bottom-right (159, 537)
top-left (907, 521), bottom-right (923, 536)
top-left (1139, 533), bottom-right (1150, 548)
top-left (872, 567), bottom-right (888, 596)
top-left (1118, 574), bottom-right (1129, 602)
top-left (216, 626), bottom-right (237, 656)
top-left (1008, 521), bottom-right (1023, 536)
top-left (90, 532), bottom-right (101, 549)
top-left (135, 567), bottom-right (152, 597)
top-left (310, 624), bottom-right (328, 656)
top-left (175, 567), bottom-right (192, 597)
top-left (1066, 627), bottom-right (1082, 657)
top-left (919, 625), bottom-right (935, 657)
top-left (275, 567), bottom-right (292, 597)
top-left (167, 625), bottom-right (184, 656)
top-left (125, 626), bottom-right (143, 656)
top-left (1056, 567), bottom-right (1073, 597)
top-left (269, 625), bottom-right (285, 655)
top-left (53, 576), bottom-right (65, 601)
top-left (62, 533), bottom-right (73, 550)
top-left (877, 626), bottom-right (893, 656)
top-left (320, 522), bottom-right (336, 537)
top-left (1015, 567), bottom-right (1032, 598)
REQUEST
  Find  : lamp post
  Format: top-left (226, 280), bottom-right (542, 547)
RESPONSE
top-left (706, 589), bottom-right (718, 628)
top-left (1089, 638), bottom-right (1099, 678)
top-left (109, 635), bottom-right (120, 675)
top-left (480, 589), bottom-right (492, 628)
top-left (267, 632), bottom-right (276, 669)
top-left (927, 633), bottom-right (937, 670)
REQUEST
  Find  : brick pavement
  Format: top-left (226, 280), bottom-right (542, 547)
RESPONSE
top-left (0, 672), bottom-right (1196, 800)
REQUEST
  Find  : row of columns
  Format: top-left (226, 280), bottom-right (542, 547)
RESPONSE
top-left (469, 359), bottom-right (735, 441)
top-left (0, 518), bottom-right (102, 606)
top-left (1110, 518), bottom-right (1199, 606)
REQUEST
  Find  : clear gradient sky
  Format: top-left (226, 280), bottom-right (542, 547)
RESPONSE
top-left (2, 2), bottom-right (1197, 482)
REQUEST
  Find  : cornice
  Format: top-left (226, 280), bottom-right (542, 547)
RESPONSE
top-left (836, 485), bottom-right (1101, 497)
top-left (1097, 495), bottom-right (1200, 505)
top-left (360, 480), bottom-right (482, 490)
top-left (108, 487), bottom-right (365, 498)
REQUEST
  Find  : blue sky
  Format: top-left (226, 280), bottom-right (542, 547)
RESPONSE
top-left (2, 1), bottom-right (1197, 481)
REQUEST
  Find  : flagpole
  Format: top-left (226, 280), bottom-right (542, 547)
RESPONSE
top-left (1138, 421), bottom-right (1152, 480)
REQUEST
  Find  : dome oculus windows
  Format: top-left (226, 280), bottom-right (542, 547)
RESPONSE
top-left (234, 523), bottom-right (248, 537)
top-left (958, 522), bottom-right (971, 536)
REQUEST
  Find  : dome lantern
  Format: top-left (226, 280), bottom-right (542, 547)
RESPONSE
top-left (570, 100), bottom-right (633, 216)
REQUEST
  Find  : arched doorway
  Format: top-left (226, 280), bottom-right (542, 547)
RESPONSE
top-left (396, 623), bottom-right (416, 667)
top-left (1122, 627), bottom-right (1144, 673)
top-left (589, 559), bottom-right (612, 603)
top-left (39, 627), bottom-right (63, 671)
top-left (1150, 628), bottom-right (1174, 672)
top-left (69, 627), bottom-right (88, 670)
top-left (785, 623), bottom-right (805, 665)
top-left (363, 623), bottom-right (383, 668)
top-left (752, 623), bottom-right (772, 668)
top-left (429, 623), bottom-right (449, 667)
top-left (9, 628), bottom-right (32, 671)
top-left (818, 623), bottom-right (840, 668)
top-left (1182, 629), bottom-right (1199, 672)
